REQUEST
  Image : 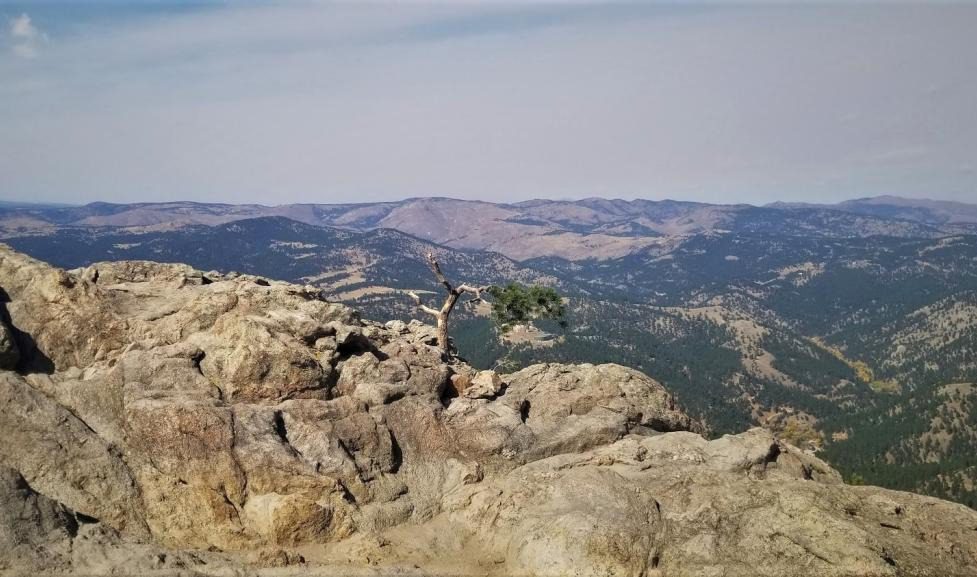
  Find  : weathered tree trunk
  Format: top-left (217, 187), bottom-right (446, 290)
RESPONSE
top-left (435, 291), bottom-right (460, 352)
top-left (408, 253), bottom-right (485, 358)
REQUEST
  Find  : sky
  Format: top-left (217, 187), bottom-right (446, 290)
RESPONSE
top-left (0, 1), bottom-right (975, 206)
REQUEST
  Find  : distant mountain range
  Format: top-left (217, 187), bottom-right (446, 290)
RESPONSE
top-left (767, 195), bottom-right (977, 225)
top-left (3, 196), bottom-right (975, 260)
top-left (2, 194), bottom-right (977, 510)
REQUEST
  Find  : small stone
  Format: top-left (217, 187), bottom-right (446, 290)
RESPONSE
top-left (449, 372), bottom-right (473, 396)
top-left (254, 548), bottom-right (306, 567)
top-left (463, 370), bottom-right (503, 399)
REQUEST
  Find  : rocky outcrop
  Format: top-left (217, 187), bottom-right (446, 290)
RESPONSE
top-left (1, 243), bottom-right (977, 576)
top-left (440, 429), bottom-right (977, 577)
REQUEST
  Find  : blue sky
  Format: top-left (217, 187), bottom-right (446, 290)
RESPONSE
top-left (1, 1), bottom-right (975, 206)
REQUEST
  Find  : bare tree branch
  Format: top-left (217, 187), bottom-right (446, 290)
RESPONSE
top-left (406, 290), bottom-right (440, 317)
top-left (425, 252), bottom-right (454, 293)
top-left (456, 283), bottom-right (488, 295)
top-left (457, 283), bottom-right (490, 306)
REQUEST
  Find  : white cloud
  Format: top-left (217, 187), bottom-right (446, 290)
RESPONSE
top-left (8, 13), bottom-right (47, 59)
top-left (10, 14), bottom-right (37, 38)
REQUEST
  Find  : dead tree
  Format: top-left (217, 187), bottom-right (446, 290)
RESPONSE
top-left (407, 252), bottom-right (487, 356)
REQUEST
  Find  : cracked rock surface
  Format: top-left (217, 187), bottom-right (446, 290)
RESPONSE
top-left (1, 244), bottom-right (976, 577)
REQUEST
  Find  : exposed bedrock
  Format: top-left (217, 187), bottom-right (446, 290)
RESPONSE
top-left (1, 244), bottom-right (976, 576)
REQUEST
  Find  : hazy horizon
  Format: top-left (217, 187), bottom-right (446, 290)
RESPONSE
top-left (4, 192), bottom-right (977, 211)
top-left (2, 1), bottom-right (976, 206)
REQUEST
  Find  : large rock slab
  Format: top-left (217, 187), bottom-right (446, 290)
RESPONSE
top-left (0, 373), bottom-right (146, 535)
top-left (355, 429), bottom-right (977, 577)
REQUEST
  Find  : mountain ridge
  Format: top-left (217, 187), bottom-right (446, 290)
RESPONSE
top-left (4, 195), bottom-right (975, 261)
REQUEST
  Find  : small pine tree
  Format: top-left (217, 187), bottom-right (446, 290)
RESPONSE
top-left (487, 283), bottom-right (566, 334)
